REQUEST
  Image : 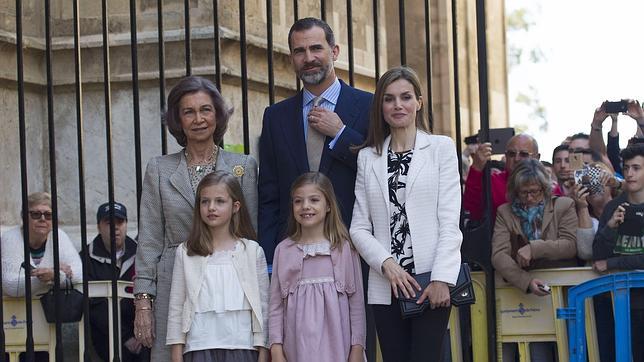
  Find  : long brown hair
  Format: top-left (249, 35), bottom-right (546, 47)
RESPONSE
top-left (186, 171), bottom-right (256, 256)
top-left (357, 66), bottom-right (431, 155)
top-left (285, 172), bottom-right (351, 250)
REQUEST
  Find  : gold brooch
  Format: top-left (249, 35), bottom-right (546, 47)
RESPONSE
top-left (232, 165), bottom-right (244, 177)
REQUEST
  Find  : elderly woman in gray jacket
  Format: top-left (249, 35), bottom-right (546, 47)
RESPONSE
top-left (133, 76), bottom-right (258, 362)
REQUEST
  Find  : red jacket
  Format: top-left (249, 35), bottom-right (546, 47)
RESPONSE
top-left (463, 167), bottom-right (509, 222)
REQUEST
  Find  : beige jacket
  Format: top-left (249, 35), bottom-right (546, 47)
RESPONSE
top-left (166, 239), bottom-right (269, 348)
top-left (491, 196), bottom-right (578, 292)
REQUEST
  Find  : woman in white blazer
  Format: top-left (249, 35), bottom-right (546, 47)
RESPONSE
top-left (350, 67), bottom-right (462, 362)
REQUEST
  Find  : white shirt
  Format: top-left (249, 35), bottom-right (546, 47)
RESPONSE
top-left (184, 244), bottom-right (254, 353)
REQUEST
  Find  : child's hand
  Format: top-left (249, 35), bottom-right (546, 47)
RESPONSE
top-left (257, 347), bottom-right (269, 362)
top-left (270, 344), bottom-right (287, 362)
top-left (348, 345), bottom-right (365, 362)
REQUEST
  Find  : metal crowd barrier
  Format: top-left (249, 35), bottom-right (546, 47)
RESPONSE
top-left (2, 281), bottom-right (134, 362)
top-left (470, 267), bottom-right (602, 362)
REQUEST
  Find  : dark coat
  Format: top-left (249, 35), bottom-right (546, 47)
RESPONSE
top-left (258, 79), bottom-right (372, 263)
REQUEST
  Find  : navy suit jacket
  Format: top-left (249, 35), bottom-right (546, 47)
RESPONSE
top-left (258, 79), bottom-right (372, 262)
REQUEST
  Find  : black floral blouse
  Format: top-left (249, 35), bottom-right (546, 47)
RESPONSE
top-left (388, 148), bottom-right (415, 274)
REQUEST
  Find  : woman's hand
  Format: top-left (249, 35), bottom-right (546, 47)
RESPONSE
top-left (270, 344), bottom-right (287, 362)
top-left (31, 267), bottom-right (55, 283)
top-left (570, 184), bottom-right (589, 210)
top-left (59, 263), bottom-right (73, 279)
top-left (528, 278), bottom-right (550, 297)
top-left (381, 258), bottom-right (421, 299)
top-left (257, 347), bottom-right (269, 362)
top-left (134, 299), bottom-right (155, 348)
top-left (417, 281), bottom-right (450, 309)
top-left (607, 203), bottom-right (628, 229)
top-left (348, 345), bottom-right (365, 362)
top-left (516, 244), bottom-right (533, 268)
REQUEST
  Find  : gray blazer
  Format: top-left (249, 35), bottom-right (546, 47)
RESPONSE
top-left (134, 148), bottom-right (257, 361)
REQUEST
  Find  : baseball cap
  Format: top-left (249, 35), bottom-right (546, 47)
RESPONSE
top-left (96, 202), bottom-right (127, 223)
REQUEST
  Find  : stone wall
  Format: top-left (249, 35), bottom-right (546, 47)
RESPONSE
top-left (0, 0), bottom-right (508, 228)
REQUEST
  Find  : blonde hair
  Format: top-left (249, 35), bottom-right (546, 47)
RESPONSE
top-left (285, 172), bottom-right (351, 250)
top-left (186, 171), bottom-right (256, 256)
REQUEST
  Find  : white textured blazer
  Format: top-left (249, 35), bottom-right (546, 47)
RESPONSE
top-left (350, 131), bottom-right (463, 305)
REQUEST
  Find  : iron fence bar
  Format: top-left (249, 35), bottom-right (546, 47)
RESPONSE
top-left (184, 0), bottom-right (192, 75)
top-left (0, 217), bottom-right (4, 361)
top-left (266, 0), bottom-right (275, 105)
top-left (130, 0), bottom-right (143, 217)
top-left (398, 0), bottom-right (406, 65)
top-left (346, 0), bottom-right (354, 87)
top-left (213, 0), bottom-right (222, 90)
top-left (15, 0), bottom-right (35, 359)
top-left (100, 0), bottom-right (121, 360)
top-left (474, 0), bottom-right (497, 361)
top-left (372, 0), bottom-right (379, 83)
top-left (44, 0), bottom-right (65, 359)
top-left (320, 0), bottom-right (326, 21)
top-left (239, 0), bottom-right (250, 154)
top-left (72, 0), bottom-right (92, 359)
top-left (158, 0), bottom-right (168, 155)
top-left (293, 0), bottom-right (300, 91)
top-left (424, 0), bottom-right (433, 130)
top-left (451, 0), bottom-right (463, 184)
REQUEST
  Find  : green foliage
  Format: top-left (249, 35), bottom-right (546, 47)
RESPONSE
top-left (224, 144), bottom-right (245, 154)
top-left (506, 8), bottom-right (534, 32)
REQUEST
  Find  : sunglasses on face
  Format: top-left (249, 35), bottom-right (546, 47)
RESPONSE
top-left (29, 211), bottom-right (53, 220)
top-left (505, 150), bottom-right (533, 159)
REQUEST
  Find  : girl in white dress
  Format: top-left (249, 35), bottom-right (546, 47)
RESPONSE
top-left (167, 171), bottom-right (269, 362)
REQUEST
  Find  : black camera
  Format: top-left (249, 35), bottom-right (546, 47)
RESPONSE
top-left (605, 100), bottom-right (628, 114)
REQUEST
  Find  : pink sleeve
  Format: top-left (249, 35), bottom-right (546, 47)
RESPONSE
top-left (463, 167), bottom-right (484, 221)
top-left (268, 246), bottom-right (284, 347)
top-left (348, 248), bottom-right (366, 348)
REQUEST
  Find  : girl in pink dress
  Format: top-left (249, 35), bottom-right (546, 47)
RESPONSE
top-left (268, 172), bottom-right (366, 362)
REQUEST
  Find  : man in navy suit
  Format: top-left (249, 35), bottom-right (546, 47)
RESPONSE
top-left (258, 17), bottom-right (372, 263)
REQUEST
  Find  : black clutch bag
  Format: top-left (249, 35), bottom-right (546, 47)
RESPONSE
top-left (398, 263), bottom-right (475, 319)
top-left (39, 278), bottom-right (84, 323)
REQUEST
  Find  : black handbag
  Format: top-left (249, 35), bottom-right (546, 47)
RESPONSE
top-left (39, 278), bottom-right (84, 323)
top-left (398, 263), bottom-right (476, 319)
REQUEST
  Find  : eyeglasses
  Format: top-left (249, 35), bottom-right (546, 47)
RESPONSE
top-left (505, 150), bottom-right (533, 159)
top-left (29, 211), bottom-right (53, 220)
top-left (518, 189), bottom-right (544, 198)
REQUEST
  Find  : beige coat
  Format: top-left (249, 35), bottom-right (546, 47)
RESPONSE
top-left (491, 196), bottom-right (578, 292)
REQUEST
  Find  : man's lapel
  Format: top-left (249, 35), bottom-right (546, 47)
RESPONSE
top-left (280, 91), bottom-right (309, 173)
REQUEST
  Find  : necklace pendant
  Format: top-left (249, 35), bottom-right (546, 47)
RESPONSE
top-left (196, 165), bottom-right (203, 173)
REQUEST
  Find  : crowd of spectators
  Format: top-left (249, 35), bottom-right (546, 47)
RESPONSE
top-left (462, 99), bottom-right (644, 361)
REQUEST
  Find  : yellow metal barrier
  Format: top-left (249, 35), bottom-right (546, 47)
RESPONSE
top-left (471, 267), bottom-right (601, 362)
top-left (3, 280), bottom-right (133, 361)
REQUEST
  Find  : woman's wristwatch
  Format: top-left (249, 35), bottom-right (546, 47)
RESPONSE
top-left (134, 293), bottom-right (155, 311)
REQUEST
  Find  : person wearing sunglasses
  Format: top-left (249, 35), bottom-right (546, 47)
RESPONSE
top-left (463, 133), bottom-right (541, 223)
top-left (1, 192), bottom-right (82, 297)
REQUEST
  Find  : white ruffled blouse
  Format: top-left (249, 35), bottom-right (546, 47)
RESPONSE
top-left (184, 243), bottom-right (254, 353)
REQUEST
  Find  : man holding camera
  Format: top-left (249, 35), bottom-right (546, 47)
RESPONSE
top-left (463, 133), bottom-right (540, 222)
top-left (593, 144), bottom-right (644, 361)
